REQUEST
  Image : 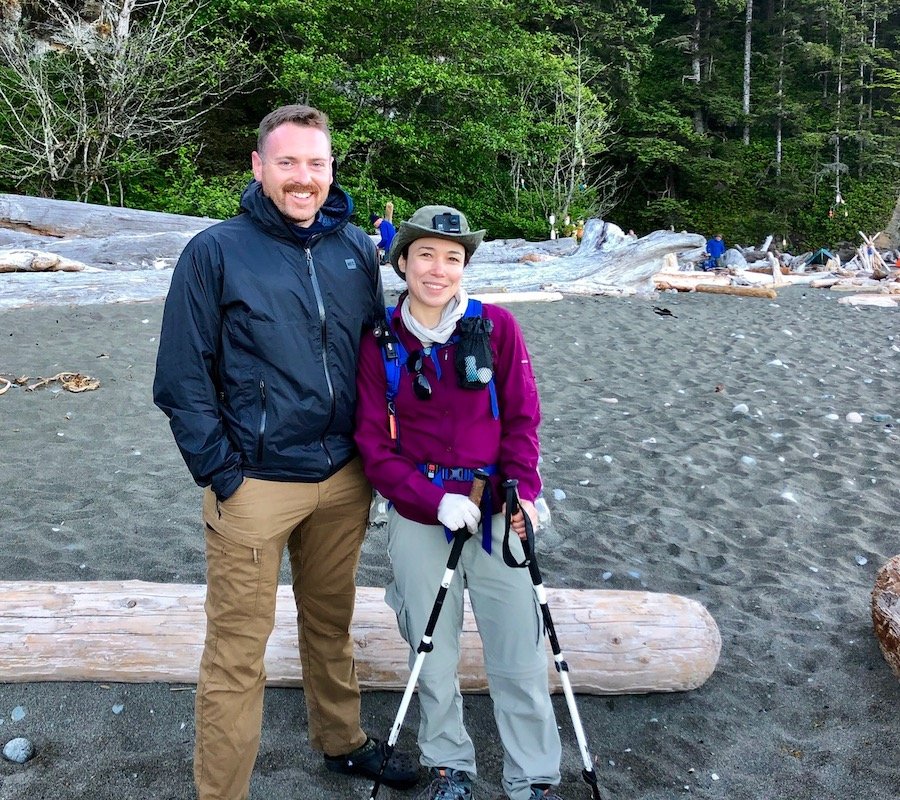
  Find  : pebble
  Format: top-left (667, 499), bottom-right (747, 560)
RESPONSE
top-left (873, 414), bottom-right (893, 423)
top-left (825, 413), bottom-right (839, 421)
top-left (552, 489), bottom-right (566, 501)
top-left (732, 404), bottom-right (750, 415)
top-left (10, 707), bottom-right (25, 722)
top-left (845, 412), bottom-right (863, 423)
top-left (740, 456), bottom-right (757, 467)
top-left (856, 555), bottom-right (868, 566)
top-left (578, 480), bottom-right (590, 486)
top-left (3, 737), bottom-right (35, 763)
top-left (112, 703), bottom-right (125, 715)
top-left (602, 571), bottom-right (613, 581)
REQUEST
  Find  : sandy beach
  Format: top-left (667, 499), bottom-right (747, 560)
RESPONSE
top-left (1, 288), bottom-right (898, 799)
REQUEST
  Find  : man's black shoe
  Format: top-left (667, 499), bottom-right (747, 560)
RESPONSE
top-left (324, 737), bottom-right (419, 790)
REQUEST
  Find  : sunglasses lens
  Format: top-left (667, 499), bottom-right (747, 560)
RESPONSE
top-left (408, 350), bottom-right (432, 400)
top-left (413, 373), bottom-right (432, 400)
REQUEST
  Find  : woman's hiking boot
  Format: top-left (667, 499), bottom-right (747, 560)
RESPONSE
top-left (529, 787), bottom-right (563, 800)
top-left (417, 767), bottom-right (473, 799)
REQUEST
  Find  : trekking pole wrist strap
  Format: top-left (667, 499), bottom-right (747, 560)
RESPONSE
top-left (501, 479), bottom-right (535, 568)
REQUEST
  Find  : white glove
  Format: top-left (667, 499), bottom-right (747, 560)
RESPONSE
top-left (437, 493), bottom-right (482, 534)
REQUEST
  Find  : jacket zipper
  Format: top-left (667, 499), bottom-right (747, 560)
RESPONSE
top-left (256, 378), bottom-right (267, 462)
top-left (305, 247), bottom-right (336, 470)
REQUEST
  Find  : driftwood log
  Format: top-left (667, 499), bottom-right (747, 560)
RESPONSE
top-left (872, 555), bottom-right (900, 679)
top-left (0, 249), bottom-right (90, 273)
top-left (695, 284), bottom-right (777, 299)
top-left (0, 581), bottom-right (721, 695)
top-left (0, 192), bottom-right (214, 239)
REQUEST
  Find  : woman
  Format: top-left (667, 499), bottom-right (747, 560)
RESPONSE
top-left (355, 205), bottom-right (564, 800)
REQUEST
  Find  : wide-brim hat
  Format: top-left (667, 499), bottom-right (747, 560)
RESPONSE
top-left (388, 204), bottom-right (486, 280)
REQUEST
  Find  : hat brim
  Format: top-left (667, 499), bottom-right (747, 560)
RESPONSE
top-left (388, 223), bottom-right (486, 280)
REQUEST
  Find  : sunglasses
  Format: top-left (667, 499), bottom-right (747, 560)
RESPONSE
top-left (407, 349), bottom-right (432, 400)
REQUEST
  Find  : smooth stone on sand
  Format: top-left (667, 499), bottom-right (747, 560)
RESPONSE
top-left (3, 737), bottom-right (35, 763)
top-left (732, 403), bottom-right (750, 415)
top-left (846, 412), bottom-right (863, 423)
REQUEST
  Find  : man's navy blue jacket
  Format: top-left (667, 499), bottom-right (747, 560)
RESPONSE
top-left (153, 180), bottom-right (383, 501)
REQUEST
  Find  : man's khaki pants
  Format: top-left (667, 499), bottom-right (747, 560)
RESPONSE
top-left (194, 459), bottom-right (371, 800)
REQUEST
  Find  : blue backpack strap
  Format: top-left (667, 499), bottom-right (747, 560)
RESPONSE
top-left (374, 306), bottom-right (407, 448)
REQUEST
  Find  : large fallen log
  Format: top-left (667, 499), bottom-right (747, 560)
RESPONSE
top-left (0, 581), bottom-right (721, 695)
top-left (0, 192), bottom-right (215, 239)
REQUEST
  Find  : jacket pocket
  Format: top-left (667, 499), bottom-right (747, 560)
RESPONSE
top-left (255, 378), bottom-right (267, 463)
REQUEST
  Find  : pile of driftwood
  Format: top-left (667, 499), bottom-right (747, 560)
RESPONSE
top-left (2, 192), bottom-right (899, 307)
top-left (654, 229), bottom-right (900, 305)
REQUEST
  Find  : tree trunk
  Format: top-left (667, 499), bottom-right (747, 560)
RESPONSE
top-left (886, 193), bottom-right (900, 247)
top-left (742, 0), bottom-right (753, 145)
top-left (691, 15), bottom-right (704, 135)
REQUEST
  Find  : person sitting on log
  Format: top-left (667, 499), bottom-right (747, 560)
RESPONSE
top-left (354, 205), bottom-right (566, 800)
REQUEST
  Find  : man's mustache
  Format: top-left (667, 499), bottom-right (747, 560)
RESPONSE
top-left (284, 183), bottom-right (319, 194)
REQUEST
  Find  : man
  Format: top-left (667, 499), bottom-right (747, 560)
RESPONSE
top-left (371, 212), bottom-right (396, 264)
top-left (153, 104), bottom-right (417, 799)
top-left (704, 233), bottom-right (726, 270)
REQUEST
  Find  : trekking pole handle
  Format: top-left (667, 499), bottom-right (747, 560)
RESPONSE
top-left (468, 468), bottom-right (489, 508)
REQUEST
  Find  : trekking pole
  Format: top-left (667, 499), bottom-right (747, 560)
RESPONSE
top-left (368, 469), bottom-right (490, 800)
top-left (502, 479), bottom-right (606, 800)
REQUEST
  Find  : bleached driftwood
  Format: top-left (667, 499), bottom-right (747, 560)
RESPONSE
top-left (0, 581), bottom-right (721, 695)
top-left (872, 556), bottom-right (900, 679)
top-left (0, 249), bottom-right (92, 273)
top-left (837, 294), bottom-right (900, 308)
top-left (695, 284), bottom-right (777, 299)
top-left (384, 220), bottom-right (707, 297)
top-left (0, 192), bottom-right (215, 239)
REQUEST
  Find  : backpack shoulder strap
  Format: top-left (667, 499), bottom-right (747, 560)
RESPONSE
top-left (373, 306), bottom-right (407, 446)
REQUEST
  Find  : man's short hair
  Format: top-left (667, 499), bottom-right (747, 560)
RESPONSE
top-left (257, 105), bottom-right (331, 155)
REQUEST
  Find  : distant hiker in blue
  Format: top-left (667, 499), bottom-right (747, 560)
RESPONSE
top-left (704, 233), bottom-right (726, 270)
top-left (371, 212), bottom-right (397, 264)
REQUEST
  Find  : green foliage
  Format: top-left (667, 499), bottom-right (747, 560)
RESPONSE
top-left (126, 148), bottom-right (249, 220)
top-left (4, 0), bottom-right (897, 250)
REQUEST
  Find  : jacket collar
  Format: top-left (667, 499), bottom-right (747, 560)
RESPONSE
top-left (239, 180), bottom-right (354, 243)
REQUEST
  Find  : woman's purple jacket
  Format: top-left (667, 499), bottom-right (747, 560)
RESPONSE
top-left (354, 301), bottom-right (542, 525)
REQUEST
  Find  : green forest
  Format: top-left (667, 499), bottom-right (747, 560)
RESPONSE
top-left (1, 0), bottom-right (898, 249)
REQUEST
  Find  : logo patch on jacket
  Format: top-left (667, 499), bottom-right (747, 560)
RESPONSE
top-left (345, 258), bottom-right (357, 270)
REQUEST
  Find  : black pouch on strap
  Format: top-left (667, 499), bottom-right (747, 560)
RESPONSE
top-left (455, 316), bottom-right (494, 390)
